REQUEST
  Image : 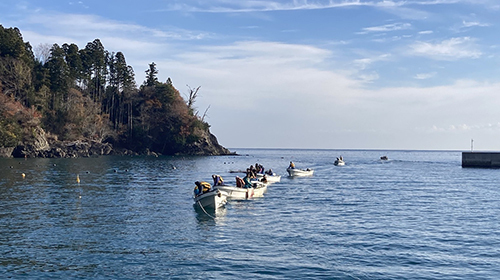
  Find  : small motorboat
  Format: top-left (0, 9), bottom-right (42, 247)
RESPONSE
top-left (215, 181), bottom-right (268, 200)
top-left (255, 173), bottom-right (281, 183)
top-left (287, 167), bottom-right (314, 177)
top-left (193, 189), bottom-right (228, 210)
top-left (334, 156), bottom-right (345, 166)
top-left (334, 159), bottom-right (345, 166)
top-left (380, 156), bottom-right (388, 160)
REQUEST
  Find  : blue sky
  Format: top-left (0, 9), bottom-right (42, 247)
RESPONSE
top-left (2, 0), bottom-right (500, 150)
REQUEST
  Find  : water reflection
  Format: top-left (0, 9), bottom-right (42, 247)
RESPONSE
top-left (194, 205), bottom-right (227, 226)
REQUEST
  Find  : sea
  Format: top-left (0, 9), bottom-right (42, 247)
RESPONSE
top-left (1, 149), bottom-right (499, 279)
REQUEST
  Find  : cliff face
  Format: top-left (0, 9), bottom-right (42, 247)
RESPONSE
top-left (181, 128), bottom-right (232, 156)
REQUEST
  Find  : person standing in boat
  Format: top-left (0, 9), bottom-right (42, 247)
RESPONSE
top-left (289, 161), bottom-right (295, 169)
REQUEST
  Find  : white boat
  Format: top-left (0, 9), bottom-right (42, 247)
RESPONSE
top-left (255, 173), bottom-right (281, 183)
top-left (193, 189), bottom-right (228, 210)
top-left (334, 159), bottom-right (345, 166)
top-left (287, 167), bottom-right (314, 177)
top-left (215, 181), bottom-right (268, 200)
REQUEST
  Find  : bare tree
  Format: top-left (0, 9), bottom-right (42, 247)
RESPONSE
top-left (33, 43), bottom-right (52, 64)
top-left (201, 105), bottom-right (210, 122)
top-left (186, 85), bottom-right (201, 110)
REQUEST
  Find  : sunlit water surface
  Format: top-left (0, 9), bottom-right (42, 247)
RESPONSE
top-left (1, 149), bottom-right (499, 279)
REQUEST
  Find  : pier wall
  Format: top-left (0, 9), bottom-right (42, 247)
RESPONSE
top-left (462, 152), bottom-right (500, 168)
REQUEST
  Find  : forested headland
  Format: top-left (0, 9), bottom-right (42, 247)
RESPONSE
top-left (0, 25), bottom-right (231, 158)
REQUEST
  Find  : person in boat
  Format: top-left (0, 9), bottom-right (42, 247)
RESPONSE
top-left (236, 176), bottom-right (245, 188)
top-left (248, 165), bottom-right (257, 178)
top-left (212, 174), bottom-right (225, 186)
top-left (260, 175), bottom-right (268, 183)
top-left (194, 181), bottom-right (211, 196)
top-left (243, 172), bottom-right (254, 188)
top-left (289, 161), bottom-right (295, 169)
top-left (257, 163), bottom-right (264, 174)
top-left (265, 168), bottom-right (273, 175)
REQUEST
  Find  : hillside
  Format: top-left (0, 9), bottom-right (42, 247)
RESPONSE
top-left (0, 25), bottom-right (231, 157)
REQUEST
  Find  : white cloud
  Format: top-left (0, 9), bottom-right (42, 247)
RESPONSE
top-left (462, 20), bottom-right (490, 28)
top-left (414, 72), bottom-right (437, 79)
top-left (409, 37), bottom-right (481, 60)
top-left (358, 72), bottom-right (380, 82)
top-left (452, 20), bottom-right (491, 32)
top-left (161, 0), bottom-right (489, 14)
top-left (20, 12), bottom-right (210, 44)
top-left (353, 53), bottom-right (391, 70)
top-left (359, 22), bottom-right (412, 34)
top-left (429, 122), bottom-right (500, 132)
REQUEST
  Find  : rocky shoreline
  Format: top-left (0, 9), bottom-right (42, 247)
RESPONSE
top-left (0, 127), bottom-right (233, 158)
top-left (1, 139), bottom-right (233, 158)
top-left (11, 141), bottom-right (115, 158)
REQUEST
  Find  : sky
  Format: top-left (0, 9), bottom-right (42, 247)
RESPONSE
top-left (2, 0), bottom-right (500, 151)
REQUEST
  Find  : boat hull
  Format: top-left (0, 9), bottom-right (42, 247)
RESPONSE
top-left (255, 173), bottom-right (281, 183)
top-left (193, 189), bottom-right (228, 210)
top-left (287, 167), bottom-right (314, 177)
top-left (215, 183), bottom-right (267, 200)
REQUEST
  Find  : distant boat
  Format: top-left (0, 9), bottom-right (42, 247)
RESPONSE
top-left (287, 167), bottom-right (314, 177)
top-left (380, 156), bottom-right (388, 160)
top-left (334, 156), bottom-right (345, 166)
top-left (334, 158), bottom-right (345, 166)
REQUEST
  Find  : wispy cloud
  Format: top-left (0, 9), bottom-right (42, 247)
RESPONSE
top-left (462, 20), bottom-right (490, 28)
top-left (452, 20), bottom-right (491, 32)
top-left (414, 72), bottom-right (437, 79)
top-left (358, 72), bottom-right (380, 83)
top-left (430, 122), bottom-right (500, 132)
top-left (409, 37), bottom-right (481, 60)
top-left (359, 22), bottom-right (412, 34)
top-left (24, 13), bottom-right (210, 41)
top-left (68, 1), bottom-right (89, 9)
top-left (163, 0), bottom-right (367, 13)
top-left (353, 53), bottom-right (391, 70)
top-left (160, 0), bottom-right (483, 13)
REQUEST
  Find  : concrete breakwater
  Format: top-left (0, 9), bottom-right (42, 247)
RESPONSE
top-left (462, 152), bottom-right (500, 168)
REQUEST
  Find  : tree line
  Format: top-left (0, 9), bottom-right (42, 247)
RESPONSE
top-left (0, 25), bottom-right (212, 155)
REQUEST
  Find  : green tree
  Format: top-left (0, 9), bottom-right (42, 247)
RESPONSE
top-left (144, 62), bottom-right (158, 87)
top-left (62, 43), bottom-right (83, 86)
top-left (0, 25), bottom-right (35, 106)
top-left (45, 44), bottom-right (70, 107)
top-left (83, 39), bottom-right (107, 102)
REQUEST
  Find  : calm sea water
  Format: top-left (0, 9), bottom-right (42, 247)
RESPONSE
top-left (1, 149), bottom-right (499, 279)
